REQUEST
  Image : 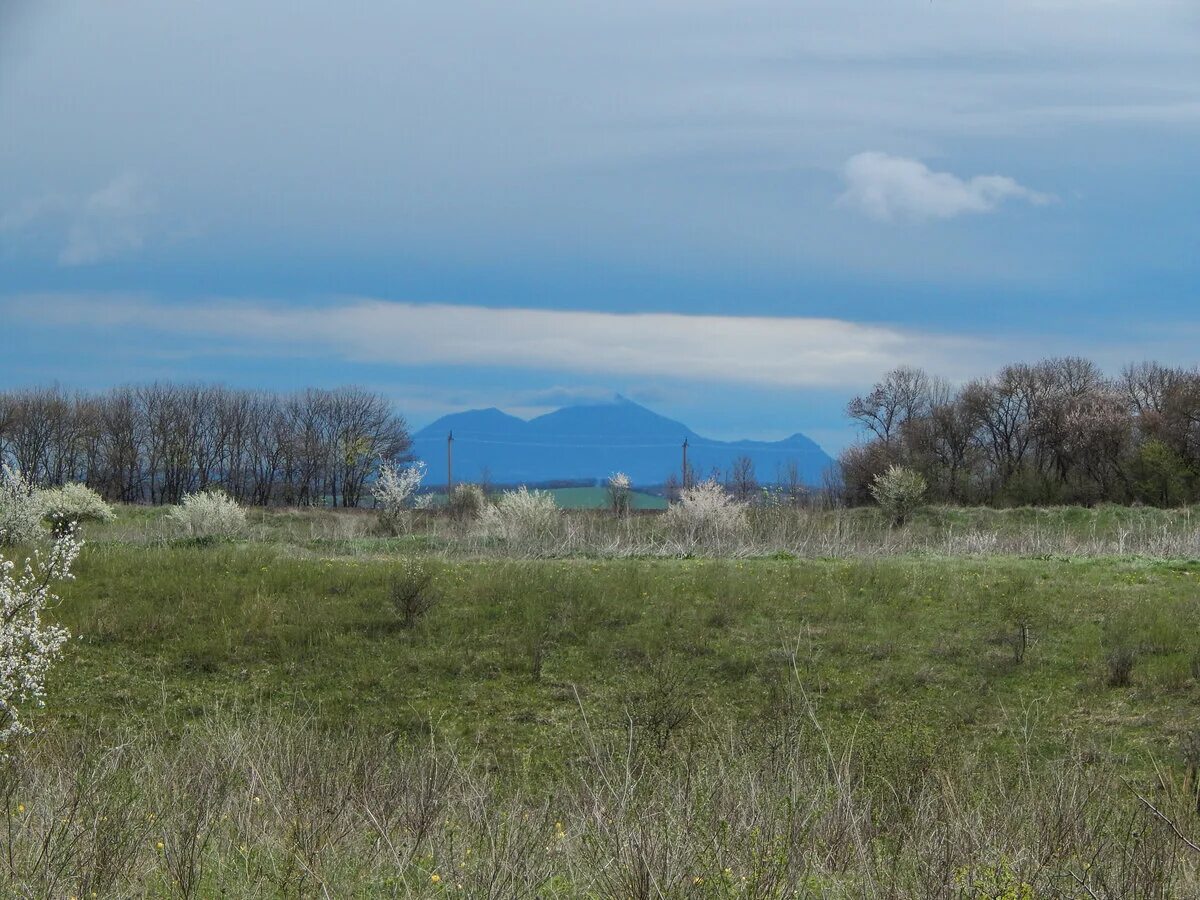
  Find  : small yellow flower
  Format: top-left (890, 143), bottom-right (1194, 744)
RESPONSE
top-left (693, 876), bottom-right (704, 885)
top-left (430, 873), bottom-right (442, 884)
top-left (156, 841), bottom-right (165, 851)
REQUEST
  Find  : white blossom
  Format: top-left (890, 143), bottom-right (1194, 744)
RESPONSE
top-left (869, 465), bottom-right (927, 527)
top-left (38, 482), bottom-right (116, 531)
top-left (476, 486), bottom-right (560, 544)
top-left (373, 461), bottom-right (427, 534)
top-left (167, 490), bottom-right (247, 539)
top-left (0, 527), bottom-right (77, 745)
top-left (607, 471), bottom-right (632, 517)
top-left (664, 479), bottom-right (747, 547)
top-left (0, 465), bottom-right (45, 547)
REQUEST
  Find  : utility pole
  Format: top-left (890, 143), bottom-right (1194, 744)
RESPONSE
top-left (682, 438), bottom-right (689, 489)
top-left (447, 430), bottom-right (454, 497)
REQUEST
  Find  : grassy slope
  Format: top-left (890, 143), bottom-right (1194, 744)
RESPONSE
top-left (46, 535), bottom-right (1200, 779)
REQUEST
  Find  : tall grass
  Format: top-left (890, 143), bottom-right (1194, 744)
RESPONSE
top-left (2, 709), bottom-right (1197, 897)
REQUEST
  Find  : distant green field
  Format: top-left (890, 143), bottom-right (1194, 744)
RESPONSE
top-left (425, 485), bottom-right (668, 510)
top-left (543, 486), bottom-right (667, 509)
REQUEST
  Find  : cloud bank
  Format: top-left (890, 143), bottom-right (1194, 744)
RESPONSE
top-left (839, 152), bottom-right (1053, 222)
top-left (8, 294), bottom-right (1002, 389)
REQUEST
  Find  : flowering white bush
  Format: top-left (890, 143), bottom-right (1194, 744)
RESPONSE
top-left (167, 490), bottom-right (248, 540)
top-left (476, 486), bottom-right (560, 545)
top-left (0, 465), bottom-right (44, 547)
top-left (607, 471), bottom-right (632, 517)
top-left (663, 479), bottom-right (747, 548)
top-left (869, 464), bottom-right (927, 526)
top-left (447, 483), bottom-right (487, 524)
top-left (38, 482), bottom-right (116, 532)
top-left (0, 528), bottom-right (76, 745)
top-left (373, 461), bottom-right (427, 535)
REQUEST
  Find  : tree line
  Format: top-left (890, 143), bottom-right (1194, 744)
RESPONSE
top-left (0, 384), bottom-right (411, 506)
top-left (841, 358), bottom-right (1200, 507)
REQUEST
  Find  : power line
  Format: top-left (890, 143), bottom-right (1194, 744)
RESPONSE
top-left (411, 435), bottom-right (814, 453)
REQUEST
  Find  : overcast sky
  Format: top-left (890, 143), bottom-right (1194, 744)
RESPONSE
top-left (2, 1), bottom-right (1199, 451)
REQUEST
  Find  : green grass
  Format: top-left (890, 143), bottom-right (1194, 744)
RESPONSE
top-left (45, 538), bottom-right (1200, 776)
top-left (12, 505), bottom-right (1200, 895)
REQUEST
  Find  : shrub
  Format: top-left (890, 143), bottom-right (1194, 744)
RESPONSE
top-left (447, 483), bottom-right (487, 524)
top-left (0, 465), bottom-right (44, 547)
top-left (869, 464), bottom-right (927, 526)
top-left (663, 479), bottom-right (747, 548)
top-left (607, 472), bottom-right (632, 517)
top-left (373, 461), bottom-right (426, 535)
top-left (38, 482), bottom-right (116, 532)
top-left (476, 487), bottom-right (560, 545)
top-left (167, 490), bottom-right (247, 540)
top-left (0, 527), bottom-right (76, 744)
top-left (390, 563), bottom-right (436, 628)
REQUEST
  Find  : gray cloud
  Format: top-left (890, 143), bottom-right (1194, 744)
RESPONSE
top-left (838, 152), bottom-right (1053, 222)
top-left (59, 173), bottom-right (156, 266)
top-left (2, 173), bottom-right (156, 266)
top-left (0, 1), bottom-right (1195, 281)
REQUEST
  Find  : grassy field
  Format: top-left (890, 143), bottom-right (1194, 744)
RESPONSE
top-left (8, 505), bottom-right (1200, 895)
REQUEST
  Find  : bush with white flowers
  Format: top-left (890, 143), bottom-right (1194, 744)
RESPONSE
top-left (167, 490), bottom-right (248, 540)
top-left (476, 486), bottom-right (560, 545)
top-left (0, 527), bottom-right (76, 745)
top-left (38, 482), bottom-right (116, 532)
top-left (373, 460), bottom-right (427, 535)
top-left (663, 479), bottom-right (747, 549)
top-left (869, 464), bottom-right (927, 527)
top-left (0, 465), bottom-right (44, 547)
top-left (607, 471), bottom-right (633, 517)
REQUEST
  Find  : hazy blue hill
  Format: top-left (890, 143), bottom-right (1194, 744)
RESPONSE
top-left (411, 397), bottom-right (834, 488)
top-left (526, 396), bottom-right (695, 442)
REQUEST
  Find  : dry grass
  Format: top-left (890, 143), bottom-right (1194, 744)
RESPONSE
top-left (2, 706), bottom-right (1198, 898)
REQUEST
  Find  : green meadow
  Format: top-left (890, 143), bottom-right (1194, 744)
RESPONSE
top-left (8, 505), bottom-right (1200, 896)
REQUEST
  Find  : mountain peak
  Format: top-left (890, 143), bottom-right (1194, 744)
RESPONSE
top-left (412, 398), bottom-right (833, 487)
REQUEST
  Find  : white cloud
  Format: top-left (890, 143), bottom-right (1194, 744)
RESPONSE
top-left (838, 152), bottom-right (1053, 222)
top-left (58, 173), bottom-right (155, 266)
top-left (7, 293), bottom-right (1007, 389)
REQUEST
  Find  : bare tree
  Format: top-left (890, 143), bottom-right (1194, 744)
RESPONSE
top-left (846, 367), bottom-right (933, 446)
top-left (726, 455), bottom-right (758, 502)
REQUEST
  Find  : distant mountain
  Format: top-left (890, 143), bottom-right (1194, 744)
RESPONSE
top-left (411, 396), bottom-right (834, 488)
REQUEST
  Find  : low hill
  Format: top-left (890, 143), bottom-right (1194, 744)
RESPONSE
top-left (411, 396), bottom-right (834, 488)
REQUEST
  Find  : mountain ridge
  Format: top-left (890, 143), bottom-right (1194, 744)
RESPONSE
top-left (411, 397), bottom-right (834, 487)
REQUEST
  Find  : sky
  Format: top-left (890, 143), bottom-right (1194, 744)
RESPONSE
top-left (2, 1), bottom-right (1199, 454)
